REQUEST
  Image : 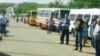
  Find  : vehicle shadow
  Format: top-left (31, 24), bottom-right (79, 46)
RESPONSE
top-left (82, 51), bottom-right (95, 55)
top-left (0, 52), bottom-right (10, 56)
top-left (69, 39), bottom-right (75, 42)
top-left (9, 26), bottom-right (39, 29)
top-left (0, 35), bottom-right (15, 37)
top-left (83, 45), bottom-right (91, 47)
top-left (68, 43), bottom-right (75, 46)
top-left (3, 39), bottom-right (60, 45)
top-left (1, 51), bottom-right (49, 56)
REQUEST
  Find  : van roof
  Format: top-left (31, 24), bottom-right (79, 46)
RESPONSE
top-left (70, 8), bottom-right (100, 15)
top-left (37, 8), bottom-right (69, 11)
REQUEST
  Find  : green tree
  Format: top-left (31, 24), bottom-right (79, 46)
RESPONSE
top-left (67, 0), bottom-right (100, 8)
top-left (48, 0), bottom-right (65, 8)
top-left (14, 2), bottom-right (49, 15)
top-left (0, 3), bottom-right (15, 13)
top-left (14, 2), bottom-right (38, 15)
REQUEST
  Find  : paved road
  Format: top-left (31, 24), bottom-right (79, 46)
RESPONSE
top-left (0, 19), bottom-right (95, 56)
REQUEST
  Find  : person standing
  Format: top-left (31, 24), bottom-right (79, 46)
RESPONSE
top-left (74, 14), bottom-right (84, 52)
top-left (16, 17), bottom-right (19, 23)
top-left (83, 18), bottom-right (89, 46)
top-left (90, 15), bottom-right (98, 48)
top-left (0, 13), bottom-right (8, 36)
top-left (93, 18), bottom-right (100, 56)
top-left (60, 14), bottom-right (70, 45)
top-left (24, 17), bottom-right (26, 24)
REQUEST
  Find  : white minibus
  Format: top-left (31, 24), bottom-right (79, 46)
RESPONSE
top-left (69, 8), bottom-right (100, 38)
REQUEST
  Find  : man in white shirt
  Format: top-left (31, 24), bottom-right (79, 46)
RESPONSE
top-left (0, 13), bottom-right (8, 36)
top-left (93, 18), bottom-right (100, 56)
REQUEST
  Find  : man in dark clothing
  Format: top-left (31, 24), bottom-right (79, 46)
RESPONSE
top-left (60, 14), bottom-right (70, 45)
top-left (16, 17), bottom-right (19, 23)
top-left (74, 14), bottom-right (84, 52)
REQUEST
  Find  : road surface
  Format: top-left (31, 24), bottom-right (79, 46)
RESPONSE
top-left (0, 18), bottom-right (95, 56)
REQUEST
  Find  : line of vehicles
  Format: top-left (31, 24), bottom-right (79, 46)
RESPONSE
top-left (26, 8), bottom-right (100, 38)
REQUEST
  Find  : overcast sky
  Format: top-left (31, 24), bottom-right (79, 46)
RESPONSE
top-left (0, 0), bottom-right (70, 4)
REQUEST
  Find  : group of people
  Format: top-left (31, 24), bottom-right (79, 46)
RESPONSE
top-left (15, 16), bottom-right (27, 24)
top-left (58, 14), bottom-right (86, 52)
top-left (47, 13), bottom-right (100, 56)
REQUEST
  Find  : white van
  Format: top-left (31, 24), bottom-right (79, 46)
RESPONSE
top-left (69, 8), bottom-right (100, 38)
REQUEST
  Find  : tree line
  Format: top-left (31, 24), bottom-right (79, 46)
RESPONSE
top-left (0, 0), bottom-right (99, 15)
top-left (0, 3), bottom-right (15, 13)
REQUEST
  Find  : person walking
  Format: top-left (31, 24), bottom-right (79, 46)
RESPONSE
top-left (93, 18), bottom-right (100, 56)
top-left (60, 14), bottom-right (70, 45)
top-left (57, 17), bottom-right (63, 34)
top-left (47, 13), bottom-right (54, 34)
top-left (0, 13), bottom-right (8, 36)
top-left (74, 14), bottom-right (84, 52)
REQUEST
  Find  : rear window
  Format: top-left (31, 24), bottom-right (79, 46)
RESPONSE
top-left (60, 10), bottom-right (70, 18)
top-left (83, 14), bottom-right (90, 20)
top-left (69, 14), bottom-right (75, 21)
